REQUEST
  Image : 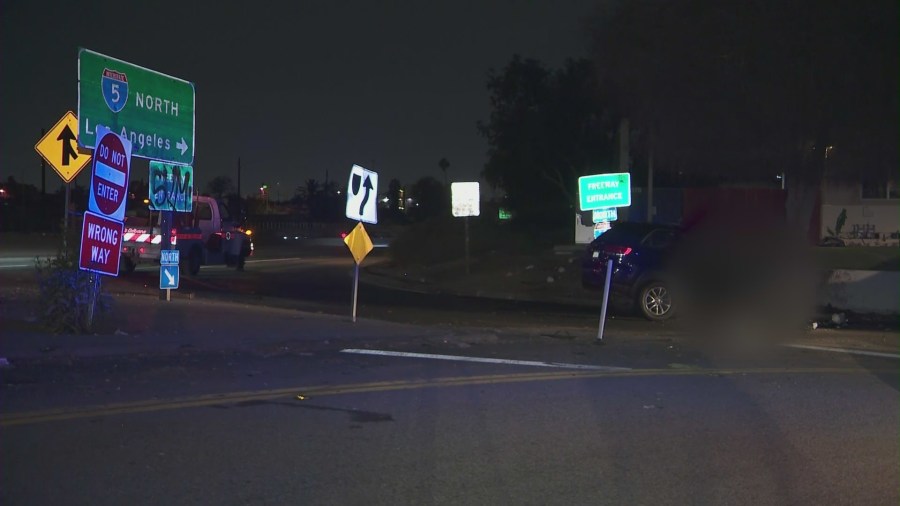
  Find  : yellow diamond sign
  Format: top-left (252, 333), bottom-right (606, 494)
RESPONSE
top-left (344, 222), bottom-right (374, 264)
top-left (35, 111), bottom-right (91, 183)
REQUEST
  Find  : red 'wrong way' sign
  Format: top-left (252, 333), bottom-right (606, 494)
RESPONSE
top-left (79, 211), bottom-right (124, 276)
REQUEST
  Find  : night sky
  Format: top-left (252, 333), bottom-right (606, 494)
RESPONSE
top-left (2, 0), bottom-right (597, 196)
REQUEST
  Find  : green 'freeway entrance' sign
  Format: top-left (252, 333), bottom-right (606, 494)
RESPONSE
top-left (78, 48), bottom-right (195, 165)
top-left (578, 172), bottom-right (632, 210)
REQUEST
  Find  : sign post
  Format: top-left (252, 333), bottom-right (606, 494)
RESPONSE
top-left (78, 48), bottom-right (196, 165)
top-left (578, 172), bottom-right (632, 343)
top-left (343, 222), bottom-right (374, 322)
top-left (451, 182), bottom-right (480, 275)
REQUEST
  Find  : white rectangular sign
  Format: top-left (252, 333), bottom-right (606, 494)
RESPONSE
top-left (451, 182), bottom-right (480, 217)
top-left (345, 164), bottom-right (378, 224)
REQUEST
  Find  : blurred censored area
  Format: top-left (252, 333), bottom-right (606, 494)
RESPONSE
top-left (672, 197), bottom-right (817, 346)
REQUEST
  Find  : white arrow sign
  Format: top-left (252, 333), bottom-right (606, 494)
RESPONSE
top-left (176, 138), bottom-right (189, 156)
top-left (164, 269), bottom-right (175, 285)
top-left (345, 164), bottom-right (378, 224)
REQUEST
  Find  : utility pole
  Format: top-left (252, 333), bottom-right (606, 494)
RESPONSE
top-left (618, 118), bottom-right (630, 221)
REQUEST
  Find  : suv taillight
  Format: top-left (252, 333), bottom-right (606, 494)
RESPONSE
top-left (602, 245), bottom-right (633, 256)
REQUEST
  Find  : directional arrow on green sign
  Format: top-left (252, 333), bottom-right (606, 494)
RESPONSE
top-left (78, 48), bottom-right (196, 165)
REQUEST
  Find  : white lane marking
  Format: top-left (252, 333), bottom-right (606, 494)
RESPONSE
top-left (0, 264), bottom-right (31, 269)
top-left (784, 344), bottom-right (900, 360)
top-left (245, 257), bottom-right (309, 264)
top-left (341, 348), bottom-right (632, 371)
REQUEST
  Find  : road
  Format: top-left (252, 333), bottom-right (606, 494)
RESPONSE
top-left (1, 338), bottom-right (897, 505)
top-left (1, 238), bottom-right (898, 504)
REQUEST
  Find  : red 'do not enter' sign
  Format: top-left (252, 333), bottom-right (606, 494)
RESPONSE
top-left (88, 127), bottom-right (131, 221)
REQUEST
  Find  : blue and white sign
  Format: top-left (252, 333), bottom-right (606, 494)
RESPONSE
top-left (101, 68), bottom-right (129, 113)
top-left (160, 264), bottom-right (179, 289)
top-left (593, 221), bottom-right (611, 239)
top-left (149, 162), bottom-right (193, 212)
top-left (160, 249), bottom-right (180, 266)
top-left (592, 208), bottom-right (618, 223)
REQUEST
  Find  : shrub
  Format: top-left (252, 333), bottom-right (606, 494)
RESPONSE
top-left (33, 250), bottom-right (110, 333)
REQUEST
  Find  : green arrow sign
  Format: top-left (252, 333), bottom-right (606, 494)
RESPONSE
top-left (578, 172), bottom-right (631, 210)
top-left (78, 48), bottom-right (195, 165)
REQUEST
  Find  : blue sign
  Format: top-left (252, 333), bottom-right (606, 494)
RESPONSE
top-left (160, 264), bottom-right (179, 289)
top-left (149, 161), bottom-right (193, 212)
top-left (160, 249), bottom-right (180, 265)
top-left (101, 68), bottom-right (129, 113)
top-left (592, 208), bottom-right (618, 223)
top-left (593, 221), bottom-right (611, 239)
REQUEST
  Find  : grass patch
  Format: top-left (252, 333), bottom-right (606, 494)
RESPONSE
top-left (389, 217), bottom-right (555, 267)
top-left (813, 246), bottom-right (900, 271)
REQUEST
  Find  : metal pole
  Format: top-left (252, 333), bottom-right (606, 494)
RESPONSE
top-left (63, 183), bottom-right (70, 256)
top-left (596, 258), bottom-right (614, 341)
top-left (40, 128), bottom-right (46, 196)
top-left (159, 210), bottom-right (173, 301)
top-left (87, 273), bottom-right (101, 330)
top-left (351, 262), bottom-right (360, 322)
top-left (464, 216), bottom-right (470, 275)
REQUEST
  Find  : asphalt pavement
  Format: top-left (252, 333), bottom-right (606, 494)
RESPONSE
top-left (2, 341), bottom-right (897, 505)
top-left (1, 237), bottom-right (898, 504)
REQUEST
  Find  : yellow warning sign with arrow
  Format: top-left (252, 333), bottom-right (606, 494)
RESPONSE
top-left (344, 222), bottom-right (374, 265)
top-left (35, 111), bottom-right (91, 183)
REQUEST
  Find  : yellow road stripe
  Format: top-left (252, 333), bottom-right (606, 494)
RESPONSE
top-left (0, 367), bottom-right (874, 427)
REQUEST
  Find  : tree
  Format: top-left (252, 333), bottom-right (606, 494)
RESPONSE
top-left (408, 176), bottom-right (446, 221)
top-left (206, 176), bottom-right (235, 200)
top-left (478, 56), bottom-right (617, 226)
top-left (295, 178), bottom-right (342, 222)
top-left (386, 178), bottom-right (404, 221)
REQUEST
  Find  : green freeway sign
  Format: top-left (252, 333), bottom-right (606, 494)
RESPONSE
top-left (578, 172), bottom-right (631, 210)
top-left (78, 48), bottom-right (195, 165)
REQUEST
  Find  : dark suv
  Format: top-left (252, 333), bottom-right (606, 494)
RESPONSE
top-left (581, 222), bottom-right (681, 321)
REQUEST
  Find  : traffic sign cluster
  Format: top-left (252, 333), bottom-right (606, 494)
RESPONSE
top-left (36, 48), bottom-right (197, 287)
top-left (79, 126), bottom-right (132, 276)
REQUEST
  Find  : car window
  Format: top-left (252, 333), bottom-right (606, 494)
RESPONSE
top-left (197, 202), bottom-right (212, 221)
top-left (642, 229), bottom-right (677, 250)
top-left (218, 202), bottom-right (232, 222)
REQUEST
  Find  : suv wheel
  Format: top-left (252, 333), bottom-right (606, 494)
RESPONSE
top-left (639, 282), bottom-right (674, 321)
